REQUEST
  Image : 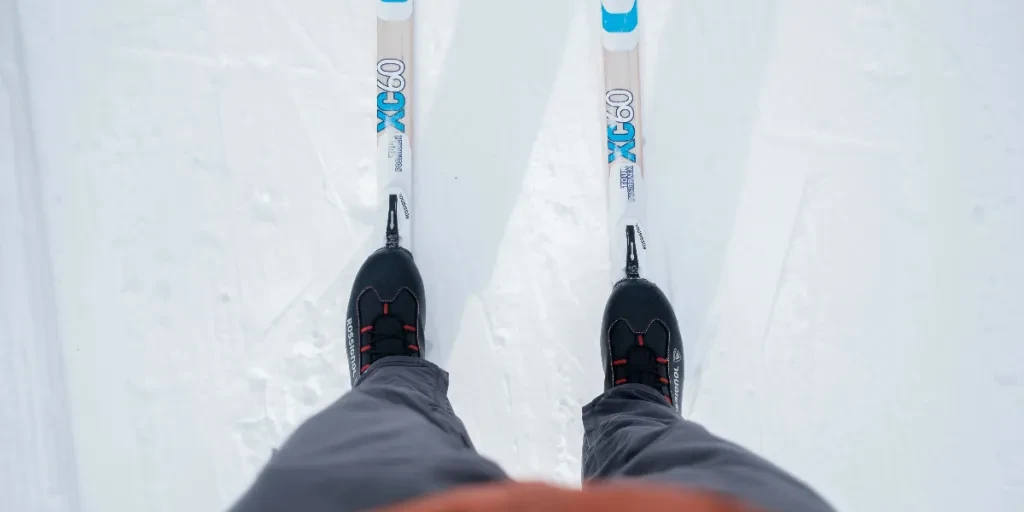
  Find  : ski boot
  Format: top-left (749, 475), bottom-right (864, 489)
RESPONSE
top-left (345, 247), bottom-right (425, 385)
top-left (601, 278), bottom-right (684, 412)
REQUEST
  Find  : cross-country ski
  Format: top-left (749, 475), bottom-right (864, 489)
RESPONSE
top-left (602, 0), bottom-right (649, 284)
top-left (377, 0), bottom-right (415, 251)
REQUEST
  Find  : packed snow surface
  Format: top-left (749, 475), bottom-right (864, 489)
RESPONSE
top-left (2, 0), bottom-right (1022, 510)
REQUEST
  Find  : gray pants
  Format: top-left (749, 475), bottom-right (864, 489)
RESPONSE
top-left (229, 357), bottom-right (833, 512)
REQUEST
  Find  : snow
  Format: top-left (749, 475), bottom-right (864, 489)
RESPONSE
top-left (2, 0), bottom-right (1022, 510)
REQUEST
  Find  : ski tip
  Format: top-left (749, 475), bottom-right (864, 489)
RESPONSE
top-left (601, 0), bottom-right (638, 33)
top-left (379, 0), bottom-right (412, 21)
top-left (601, 0), bottom-right (639, 50)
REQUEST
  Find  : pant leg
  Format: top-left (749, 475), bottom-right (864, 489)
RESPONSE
top-left (582, 384), bottom-right (834, 512)
top-left (229, 357), bottom-right (507, 512)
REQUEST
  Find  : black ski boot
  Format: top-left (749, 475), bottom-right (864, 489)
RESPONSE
top-left (345, 247), bottom-right (425, 385)
top-left (601, 278), bottom-right (683, 412)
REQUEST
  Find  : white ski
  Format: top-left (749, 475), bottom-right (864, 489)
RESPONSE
top-left (601, 0), bottom-right (648, 284)
top-left (377, 0), bottom-right (414, 251)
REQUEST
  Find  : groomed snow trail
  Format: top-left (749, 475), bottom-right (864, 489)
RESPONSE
top-left (2, 1), bottom-right (1022, 511)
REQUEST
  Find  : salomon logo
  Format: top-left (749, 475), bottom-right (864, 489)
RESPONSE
top-left (606, 88), bottom-right (637, 163)
top-left (346, 317), bottom-right (357, 382)
top-left (377, 59), bottom-right (407, 133)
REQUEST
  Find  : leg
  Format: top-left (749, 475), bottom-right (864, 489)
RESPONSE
top-left (230, 357), bottom-right (507, 512)
top-left (591, 278), bottom-right (833, 511)
top-left (582, 384), bottom-right (834, 512)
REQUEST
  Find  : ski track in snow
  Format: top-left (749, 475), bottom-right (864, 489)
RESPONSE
top-left (2, 2), bottom-right (81, 511)
top-left (2, 0), bottom-right (1022, 511)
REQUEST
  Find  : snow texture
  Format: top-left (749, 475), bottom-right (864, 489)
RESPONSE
top-left (2, 0), bottom-right (1022, 510)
